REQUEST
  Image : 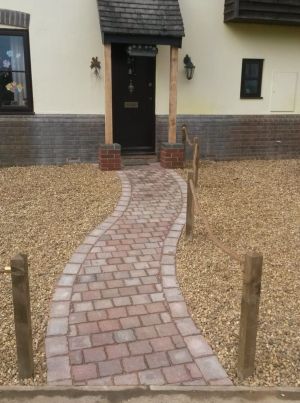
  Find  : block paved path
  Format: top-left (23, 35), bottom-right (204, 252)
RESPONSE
top-left (46, 164), bottom-right (232, 387)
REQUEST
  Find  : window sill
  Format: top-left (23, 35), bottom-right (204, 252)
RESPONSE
top-left (240, 97), bottom-right (263, 100)
top-left (0, 111), bottom-right (35, 116)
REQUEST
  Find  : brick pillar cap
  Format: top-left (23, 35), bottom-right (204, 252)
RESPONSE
top-left (161, 143), bottom-right (184, 149)
top-left (100, 144), bottom-right (121, 150)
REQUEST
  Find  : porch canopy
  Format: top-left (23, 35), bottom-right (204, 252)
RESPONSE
top-left (97, 0), bottom-right (185, 146)
top-left (97, 0), bottom-right (184, 47)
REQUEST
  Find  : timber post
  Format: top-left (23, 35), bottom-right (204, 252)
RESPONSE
top-left (185, 171), bottom-right (194, 239)
top-left (160, 46), bottom-right (184, 169)
top-left (193, 136), bottom-right (200, 187)
top-left (237, 251), bottom-right (263, 380)
top-left (168, 46), bottom-right (179, 144)
top-left (10, 253), bottom-right (34, 379)
top-left (100, 43), bottom-right (121, 171)
top-left (104, 43), bottom-right (113, 145)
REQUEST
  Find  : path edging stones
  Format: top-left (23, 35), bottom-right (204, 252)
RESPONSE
top-left (163, 170), bottom-right (232, 386)
top-left (46, 172), bottom-right (131, 384)
top-left (45, 166), bottom-right (231, 386)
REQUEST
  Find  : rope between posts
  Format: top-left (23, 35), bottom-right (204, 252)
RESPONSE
top-left (189, 179), bottom-right (244, 264)
top-left (184, 146), bottom-right (263, 381)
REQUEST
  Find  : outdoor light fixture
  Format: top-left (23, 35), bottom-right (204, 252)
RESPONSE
top-left (90, 57), bottom-right (101, 77)
top-left (184, 54), bottom-right (195, 80)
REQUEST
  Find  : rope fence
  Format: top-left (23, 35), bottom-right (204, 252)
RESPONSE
top-left (182, 124), bottom-right (263, 381)
top-left (188, 177), bottom-right (243, 263)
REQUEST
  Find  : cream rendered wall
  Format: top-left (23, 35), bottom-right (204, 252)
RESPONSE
top-left (157, 0), bottom-right (300, 115)
top-left (0, 0), bottom-right (104, 114)
top-left (1, 0), bottom-right (300, 115)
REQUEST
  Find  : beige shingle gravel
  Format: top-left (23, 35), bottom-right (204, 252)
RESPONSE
top-left (0, 164), bottom-right (121, 385)
top-left (176, 160), bottom-right (300, 387)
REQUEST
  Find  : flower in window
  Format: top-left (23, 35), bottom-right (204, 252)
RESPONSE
top-left (0, 31), bottom-right (33, 112)
top-left (16, 83), bottom-right (23, 93)
top-left (3, 59), bottom-right (11, 68)
top-left (6, 82), bottom-right (24, 93)
top-left (6, 81), bottom-right (17, 93)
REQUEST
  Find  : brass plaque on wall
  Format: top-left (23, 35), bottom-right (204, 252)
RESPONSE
top-left (124, 101), bottom-right (139, 109)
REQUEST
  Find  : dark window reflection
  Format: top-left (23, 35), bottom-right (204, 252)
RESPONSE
top-left (0, 34), bottom-right (30, 111)
top-left (241, 59), bottom-right (264, 99)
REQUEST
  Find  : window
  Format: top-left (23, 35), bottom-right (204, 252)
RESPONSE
top-left (0, 30), bottom-right (33, 113)
top-left (240, 59), bottom-right (264, 99)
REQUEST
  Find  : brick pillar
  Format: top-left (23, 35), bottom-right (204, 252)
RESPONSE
top-left (99, 144), bottom-right (121, 171)
top-left (160, 143), bottom-right (184, 169)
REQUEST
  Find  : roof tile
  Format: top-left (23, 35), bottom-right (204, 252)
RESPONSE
top-left (97, 0), bottom-right (184, 38)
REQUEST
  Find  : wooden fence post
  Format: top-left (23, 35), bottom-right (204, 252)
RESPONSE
top-left (193, 137), bottom-right (200, 188)
top-left (10, 254), bottom-right (34, 379)
top-left (185, 171), bottom-right (194, 240)
top-left (182, 126), bottom-right (187, 167)
top-left (182, 125), bottom-right (186, 144)
top-left (237, 251), bottom-right (263, 380)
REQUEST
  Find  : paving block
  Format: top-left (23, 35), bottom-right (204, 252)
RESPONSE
top-left (185, 335), bottom-right (213, 358)
top-left (98, 359), bottom-right (122, 377)
top-left (83, 347), bottom-right (106, 363)
top-left (47, 356), bottom-right (71, 382)
top-left (72, 364), bottom-right (97, 382)
top-left (123, 356), bottom-right (147, 373)
top-left (106, 343), bottom-right (130, 360)
top-left (195, 355), bottom-right (229, 382)
top-left (114, 329), bottom-right (136, 343)
top-left (162, 365), bottom-right (190, 384)
top-left (138, 369), bottom-right (166, 385)
top-left (145, 351), bottom-right (170, 369)
top-left (45, 336), bottom-right (68, 357)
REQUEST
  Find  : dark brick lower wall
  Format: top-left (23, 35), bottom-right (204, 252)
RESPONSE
top-left (157, 115), bottom-right (300, 160)
top-left (0, 114), bottom-right (299, 167)
top-left (0, 115), bottom-right (104, 166)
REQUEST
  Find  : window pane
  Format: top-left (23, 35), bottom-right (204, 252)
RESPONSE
top-left (0, 35), bottom-right (25, 71)
top-left (245, 62), bottom-right (259, 79)
top-left (244, 79), bottom-right (259, 95)
top-left (241, 59), bottom-right (263, 99)
top-left (0, 71), bottom-right (28, 108)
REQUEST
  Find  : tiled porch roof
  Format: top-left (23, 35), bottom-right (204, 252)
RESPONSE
top-left (97, 0), bottom-right (184, 41)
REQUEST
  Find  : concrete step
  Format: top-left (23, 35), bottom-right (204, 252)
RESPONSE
top-left (122, 154), bottom-right (158, 166)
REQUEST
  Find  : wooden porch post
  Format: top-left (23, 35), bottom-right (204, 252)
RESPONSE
top-left (104, 43), bottom-right (113, 145)
top-left (168, 46), bottom-right (179, 144)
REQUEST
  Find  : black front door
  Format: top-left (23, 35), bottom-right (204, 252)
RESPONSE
top-left (112, 44), bottom-right (156, 154)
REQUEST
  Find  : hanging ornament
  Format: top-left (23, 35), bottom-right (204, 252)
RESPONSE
top-left (128, 80), bottom-right (135, 94)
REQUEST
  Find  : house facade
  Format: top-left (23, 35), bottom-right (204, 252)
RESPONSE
top-left (0, 0), bottom-right (300, 167)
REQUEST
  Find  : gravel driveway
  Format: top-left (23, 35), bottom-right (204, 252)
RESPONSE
top-left (176, 160), bottom-right (300, 387)
top-left (0, 164), bottom-right (121, 385)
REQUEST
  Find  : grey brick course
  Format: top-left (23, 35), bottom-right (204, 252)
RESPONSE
top-left (156, 115), bottom-right (300, 160)
top-left (0, 115), bottom-right (104, 167)
top-left (0, 114), bottom-right (299, 167)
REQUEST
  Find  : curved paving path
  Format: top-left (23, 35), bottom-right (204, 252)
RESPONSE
top-left (46, 164), bottom-right (232, 387)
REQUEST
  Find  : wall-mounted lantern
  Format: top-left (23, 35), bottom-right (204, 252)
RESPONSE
top-left (183, 54), bottom-right (195, 80)
top-left (90, 57), bottom-right (101, 77)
